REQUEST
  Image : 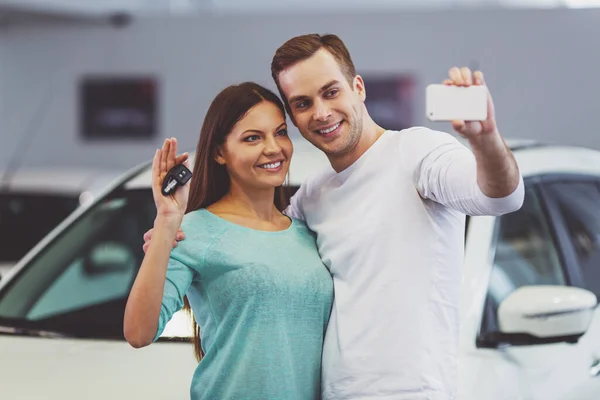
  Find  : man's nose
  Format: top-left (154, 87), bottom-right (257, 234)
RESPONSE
top-left (313, 99), bottom-right (332, 122)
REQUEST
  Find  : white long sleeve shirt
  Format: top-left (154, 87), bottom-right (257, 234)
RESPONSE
top-left (285, 127), bottom-right (524, 400)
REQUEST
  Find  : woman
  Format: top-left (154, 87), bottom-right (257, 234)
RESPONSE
top-left (123, 82), bottom-right (333, 400)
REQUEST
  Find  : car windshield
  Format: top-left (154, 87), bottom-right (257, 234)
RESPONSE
top-left (0, 193), bottom-right (80, 262)
top-left (0, 185), bottom-right (156, 339)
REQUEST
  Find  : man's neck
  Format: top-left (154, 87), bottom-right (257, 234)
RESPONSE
top-left (329, 120), bottom-right (386, 173)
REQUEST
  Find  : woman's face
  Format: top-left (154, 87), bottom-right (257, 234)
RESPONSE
top-left (216, 101), bottom-right (293, 192)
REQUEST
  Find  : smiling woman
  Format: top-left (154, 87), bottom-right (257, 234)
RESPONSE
top-left (123, 82), bottom-right (334, 400)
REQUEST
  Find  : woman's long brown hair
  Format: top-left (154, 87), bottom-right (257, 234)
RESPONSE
top-left (182, 82), bottom-right (290, 361)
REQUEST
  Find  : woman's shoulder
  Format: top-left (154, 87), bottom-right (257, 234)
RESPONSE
top-left (289, 216), bottom-right (308, 229)
top-left (181, 207), bottom-right (208, 225)
top-left (289, 217), bottom-right (317, 238)
top-left (179, 208), bottom-right (231, 240)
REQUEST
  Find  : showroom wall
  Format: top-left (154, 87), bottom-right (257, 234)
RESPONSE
top-left (1, 8), bottom-right (599, 171)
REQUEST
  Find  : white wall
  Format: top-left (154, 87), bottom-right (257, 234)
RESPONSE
top-left (2, 8), bottom-right (600, 171)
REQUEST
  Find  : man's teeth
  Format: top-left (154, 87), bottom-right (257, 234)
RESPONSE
top-left (259, 161), bottom-right (281, 169)
top-left (319, 122), bottom-right (340, 134)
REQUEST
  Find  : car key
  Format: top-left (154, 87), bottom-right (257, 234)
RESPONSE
top-left (162, 164), bottom-right (192, 196)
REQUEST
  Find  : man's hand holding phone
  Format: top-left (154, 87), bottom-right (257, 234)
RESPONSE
top-left (426, 67), bottom-right (498, 140)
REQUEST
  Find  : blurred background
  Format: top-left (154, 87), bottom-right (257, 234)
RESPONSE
top-left (2, 0), bottom-right (600, 172)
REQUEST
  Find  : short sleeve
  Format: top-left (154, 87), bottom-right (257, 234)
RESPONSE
top-left (284, 185), bottom-right (307, 221)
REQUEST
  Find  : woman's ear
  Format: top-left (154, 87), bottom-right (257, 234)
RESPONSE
top-left (214, 146), bottom-right (226, 165)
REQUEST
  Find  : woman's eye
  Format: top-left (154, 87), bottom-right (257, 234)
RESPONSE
top-left (276, 129), bottom-right (288, 136)
top-left (244, 135), bottom-right (260, 142)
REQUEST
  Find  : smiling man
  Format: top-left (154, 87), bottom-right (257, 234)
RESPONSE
top-left (269, 34), bottom-right (524, 400)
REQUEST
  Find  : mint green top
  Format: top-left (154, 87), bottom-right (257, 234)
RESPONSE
top-left (153, 209), bottom-right (333, 400)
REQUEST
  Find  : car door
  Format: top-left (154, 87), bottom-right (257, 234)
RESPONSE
top-left (537, 178), bottom-right (600, 399)
top-left (471, 181), bottom-right (595, 400)
top-left (0, 187), bottom-right (197, 400)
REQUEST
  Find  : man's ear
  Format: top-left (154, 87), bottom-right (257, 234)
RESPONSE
top-left (283, 101), bottom-right (298, 127)
top-left (288, 111), bottom-right (298, 127)
top-left (354, 75), bottom-right (366, 102)
top-left (214, 146), bottom-right (226, 165)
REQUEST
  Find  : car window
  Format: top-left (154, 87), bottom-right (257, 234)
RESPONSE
top-left (0, 188), bottom-right (155, 339)
top-left (480, 186), bottom-right (566, 334)
top-left (0, 183), bottom-right (303, 340)
top-left (0, 193), bottom-right (80, 262)
top-left (543, 181), bottom-right (600, 297)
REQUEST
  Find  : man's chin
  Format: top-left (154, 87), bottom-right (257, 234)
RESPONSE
top-left (316, 143), bottom-right (348, 159)
top-left (306, 134), bottom-right (341, 152)
top-left (318, 134), bottom-right (348, 152)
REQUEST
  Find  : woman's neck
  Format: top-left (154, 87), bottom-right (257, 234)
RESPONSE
top-left (216, 182), bottom-right (279, 222)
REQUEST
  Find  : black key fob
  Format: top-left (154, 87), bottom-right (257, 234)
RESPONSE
top-left (162, 164), bottom-right (192, 196)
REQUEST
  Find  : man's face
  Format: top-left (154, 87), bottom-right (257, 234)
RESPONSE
top-left (277, 49), bottom-right (365, 158)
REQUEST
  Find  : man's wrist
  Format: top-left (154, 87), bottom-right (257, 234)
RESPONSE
top-left (468, 129), bottom-right (506, 154)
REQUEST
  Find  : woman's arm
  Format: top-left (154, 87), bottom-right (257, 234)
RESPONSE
top-left (123, 137), bottom-right (192, 348)
top-left (124, 216), bottom-right (182, 348)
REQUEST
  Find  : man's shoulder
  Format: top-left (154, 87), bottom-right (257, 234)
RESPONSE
top-left (295, 165), bottom-right (335, 197)
top-left (384, 126), bottom-right (467, 157)
top-left (386, 126), bottom-right (458, 144)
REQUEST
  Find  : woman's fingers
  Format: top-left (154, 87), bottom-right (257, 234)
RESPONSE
top-left (175, 152), bottom-right (189, 165)
top-left (167, 137), bottom-right (177, 172)
top-left (160, 139), bottom-right (169, 176)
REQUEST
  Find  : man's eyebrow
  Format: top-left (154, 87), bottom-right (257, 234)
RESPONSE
top-left (318, 80), bottom-right (339, 94)
top-left (288, 94), bottom-right (309, 105)
top-left (288, 80), bottom-right (340, 105)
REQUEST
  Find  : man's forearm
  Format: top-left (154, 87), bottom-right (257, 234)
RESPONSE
top-left (469, 131), bottom-right (521, 198)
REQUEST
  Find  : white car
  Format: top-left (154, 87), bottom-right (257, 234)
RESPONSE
top-left (0, 168), bottom-right (121, 279)
top-left (0, 139), bottom-right (599, 400)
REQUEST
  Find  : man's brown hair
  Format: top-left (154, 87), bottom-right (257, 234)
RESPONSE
top-left (271, 33), bottom-right (357, 116)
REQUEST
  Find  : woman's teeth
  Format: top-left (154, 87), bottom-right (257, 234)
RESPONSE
top-left (319, 122), bottom-right (340, 135)
top-left (259, 161), bottom-right (281, 169)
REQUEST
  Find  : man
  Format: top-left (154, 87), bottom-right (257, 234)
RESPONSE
top-left (146, 34), bottom-right (524, 400)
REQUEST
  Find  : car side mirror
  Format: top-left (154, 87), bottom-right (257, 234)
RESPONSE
top-left (83, 242), bottom-right (135, 275)
top-left (495, 285), bottom-right (597, 346)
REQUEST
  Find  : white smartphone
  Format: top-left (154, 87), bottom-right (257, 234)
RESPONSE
top-left (426, 84), bottom-right (487, 121)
